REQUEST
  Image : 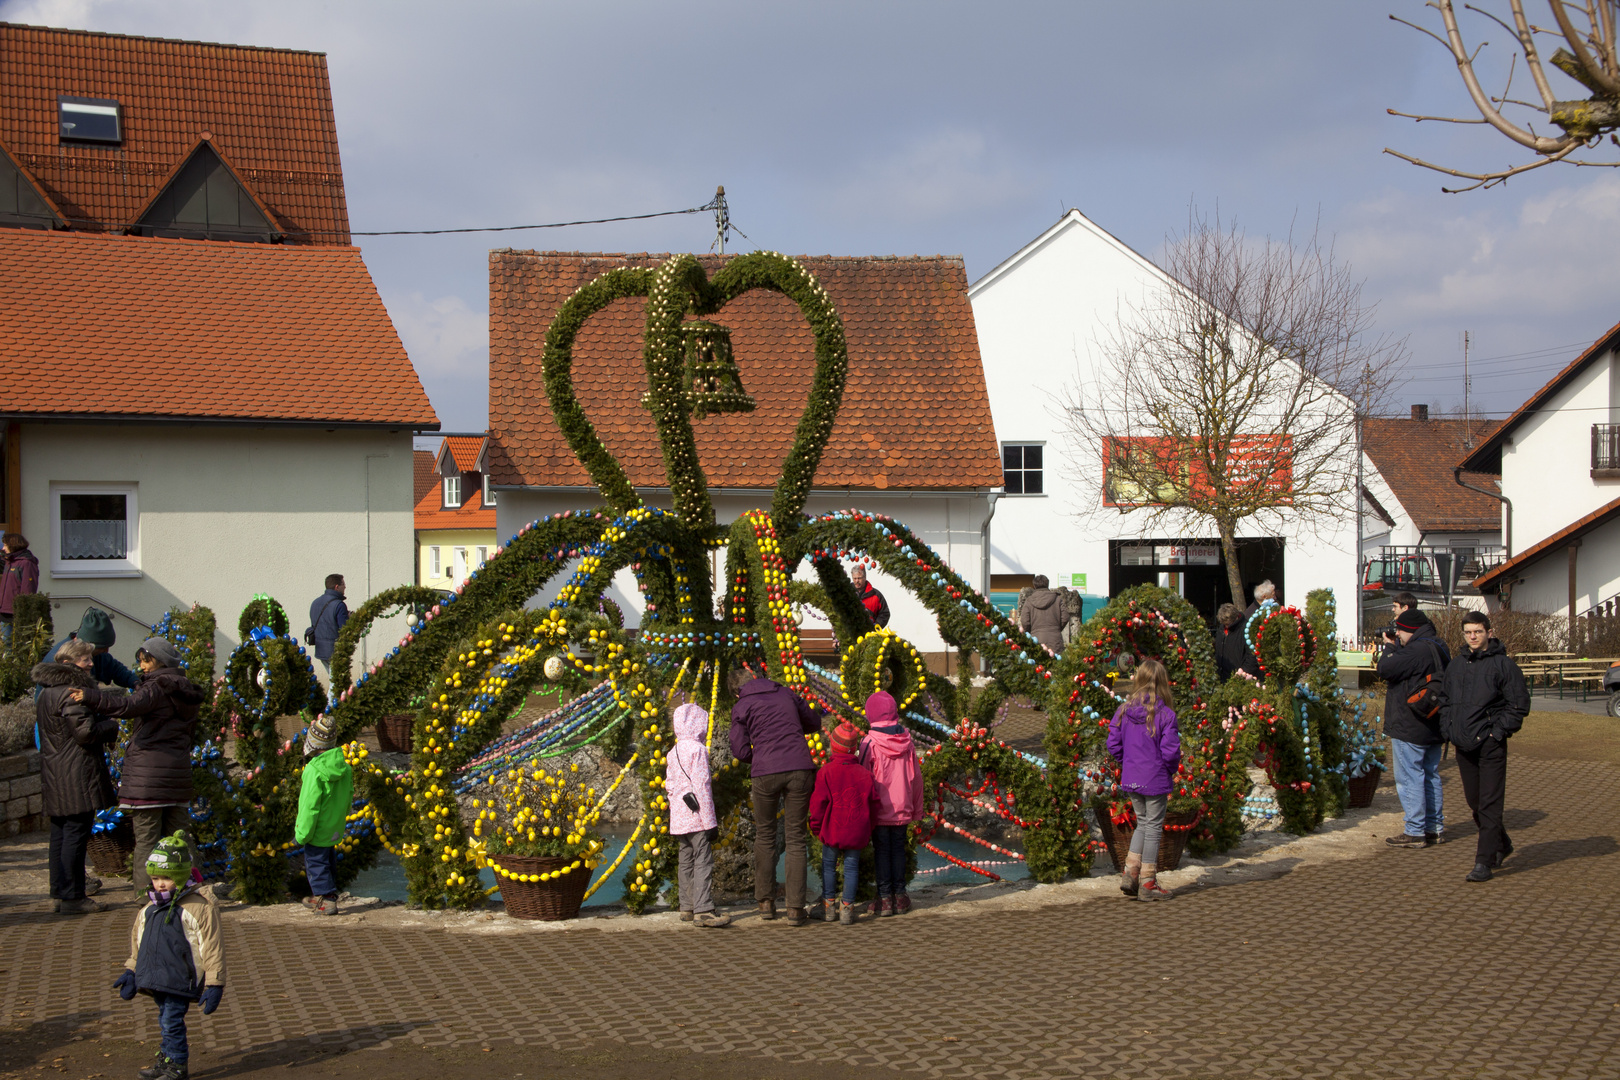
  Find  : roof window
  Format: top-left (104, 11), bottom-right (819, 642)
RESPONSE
top-left (58, 96), bottom-right (122, 144)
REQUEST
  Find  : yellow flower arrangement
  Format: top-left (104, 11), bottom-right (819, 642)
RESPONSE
top-left (479, 762), bottom-right (604, 884)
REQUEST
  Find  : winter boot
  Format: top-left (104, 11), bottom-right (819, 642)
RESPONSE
top-left (757, 898), bottom-right (777, 921)
top-left (895, 892), bottom-right (912, 914)
top-left (874, 895), bottom-right (894, 918)
top-left (807, 898), bottom-right (831, 921)
top-left (694, 910), bottom-right (731, 928)
top-left (139, 1054), bottom-right (187, 1080)
top-left (1120, 852), bottom-right (1142, 897)
top-left (838, 900), bottom-right (856, 925)
top-left (1137, 864), bottom-right (1173, 901)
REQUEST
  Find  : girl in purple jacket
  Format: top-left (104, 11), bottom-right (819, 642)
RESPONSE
top-left (1105, 658), bottom-right (1182, 901)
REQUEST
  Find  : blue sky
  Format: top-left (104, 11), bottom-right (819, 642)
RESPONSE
top-left (7, 0), bottom-right (1618, 432)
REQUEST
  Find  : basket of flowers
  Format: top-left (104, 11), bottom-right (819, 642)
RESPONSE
top-left (1340, 699), bottom-right (1386, 809)
top-left (88, 814), bottom-right (136, 878)
top-left (476, 762), bottom-right (604, 921)
top-left (1093, 797), bottom-right (1201, 873)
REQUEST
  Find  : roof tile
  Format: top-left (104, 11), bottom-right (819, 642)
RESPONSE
top-left (1364, 416), bottom-right (1502, 533)
top-left (0, 229), bottom-right (437, 425)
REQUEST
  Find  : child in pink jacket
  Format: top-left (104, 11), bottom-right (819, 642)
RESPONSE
top-left (859, 691), bottom-right (925, 916)
top-left (666, 703), bottom-right (729, 927)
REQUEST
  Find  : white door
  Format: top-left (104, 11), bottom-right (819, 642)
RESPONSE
top-left (453, 547), bottom-right (467, 584)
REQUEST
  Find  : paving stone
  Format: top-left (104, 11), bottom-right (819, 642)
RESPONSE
top-left (3, 755), bottom-right (1618, 1078)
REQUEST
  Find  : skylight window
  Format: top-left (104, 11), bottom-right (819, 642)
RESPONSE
top-left (58, 96), bottom-right (122, 144)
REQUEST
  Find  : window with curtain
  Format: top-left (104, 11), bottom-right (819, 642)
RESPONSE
top-left (51, 483), bottom-right (138, 577)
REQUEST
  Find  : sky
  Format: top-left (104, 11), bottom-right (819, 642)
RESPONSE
top-left (5, 0), bottom-right (1618, 433)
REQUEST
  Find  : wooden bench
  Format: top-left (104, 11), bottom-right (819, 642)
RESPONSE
top-left (798, 627), bottom-right (841, 663)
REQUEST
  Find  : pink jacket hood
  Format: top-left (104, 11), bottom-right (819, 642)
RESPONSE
top-left (665, 703), bottom-right (716, 834)
top-left (860, 692), bottom-right (924, 826)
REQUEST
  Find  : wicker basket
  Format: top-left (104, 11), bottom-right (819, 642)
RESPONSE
top-left (376, 713), bottom-right (414, 754)
top-left (1096, 806), bottom-right (1201, 873)
top-left (491, 854), bottom-right (591, 921)
top-left (1346, 766), bottom-right (1383, 809)
top-left (88, 818), bottom-right (136, 878)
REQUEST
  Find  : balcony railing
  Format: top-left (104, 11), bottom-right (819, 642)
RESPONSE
top-left (1593, 424), bottom-right (1620, 471)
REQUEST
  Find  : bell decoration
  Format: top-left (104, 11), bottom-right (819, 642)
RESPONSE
top-left (679, 321), bottom-right (755, 418)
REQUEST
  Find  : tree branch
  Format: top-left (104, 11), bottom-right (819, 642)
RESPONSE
top-left (1382, 141), bottom-right (1580, 190)
top-left (1549, 0), bottom-right (1620, 95)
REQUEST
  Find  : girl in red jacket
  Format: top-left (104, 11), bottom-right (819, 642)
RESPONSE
top-left (808, 721), bottom-right (880, 925)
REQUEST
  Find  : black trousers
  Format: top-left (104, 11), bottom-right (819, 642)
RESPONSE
top-left (48, 812), bottom-right (94, 901)
top-left (1457, 738), bottom-right (1510, 864)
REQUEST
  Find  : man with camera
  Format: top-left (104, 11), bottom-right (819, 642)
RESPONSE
top-left (1441, 611), bottom-right (1528, 882)
top-left (1376, 608), bottom-right (1451, 848)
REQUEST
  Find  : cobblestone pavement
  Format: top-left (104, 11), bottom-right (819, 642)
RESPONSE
top-left (4, 754), bottom-right (1619, 1080)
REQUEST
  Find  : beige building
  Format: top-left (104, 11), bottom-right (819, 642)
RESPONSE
top-left (0, 26), bottom-right (437, 675)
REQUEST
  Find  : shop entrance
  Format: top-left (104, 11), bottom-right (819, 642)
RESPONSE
top-left (1108, 538), bottom-right (1284, 625)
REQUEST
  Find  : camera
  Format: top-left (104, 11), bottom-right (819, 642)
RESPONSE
top-left (1378, 624), bottom-right (1400, 642)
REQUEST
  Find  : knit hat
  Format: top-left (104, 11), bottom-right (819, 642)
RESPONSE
top-left (145, 832), bottom-right (192, 883)
top-left (1394, 609), bottom-right (1433, 633)
top-left (830, 720), bottom-right (863, 755)
top-left (304, 712), bottom-right (339, 757)
top-left (137, 636), bottom-right (182, 668)
top-left (76, 608), bottom-right (115, 648)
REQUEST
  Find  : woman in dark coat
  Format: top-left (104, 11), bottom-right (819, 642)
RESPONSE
top-left (35, 638), bottom-right (118, 914)
top-left (73, 636), bottom-right (205, 894)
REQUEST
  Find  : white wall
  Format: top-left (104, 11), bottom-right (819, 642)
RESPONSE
top-left (1505, 515), bottom-right (1620, 617)
top-left (495, 488), bottom-right (990, 653)
top-left (1501, 347), bottom-right (1616, 552)
top-left (970, 210), bottom-right (1360, 616)
top-left (22, 423), bottom-right (415, 685)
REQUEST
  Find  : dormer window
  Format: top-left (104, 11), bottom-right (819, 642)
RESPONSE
top-left (482, 472), bottom-right (496, 506)
top-left (443, 475), bottom-right (461, 508)
top-left (58, 96), bottom-right (122, 144)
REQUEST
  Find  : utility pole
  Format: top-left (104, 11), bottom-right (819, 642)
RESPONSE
top-left (714, 186), bottom-right (728, 255)
top-left (1463, 329), bottom-right (1473, 448)
top-left (1355, 361), bottom-right (1371, 646)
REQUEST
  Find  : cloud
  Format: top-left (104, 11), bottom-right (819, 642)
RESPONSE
top-left (824, 128), bottom-right (1037, 225)
top-left (384, 292), bottom-right (486, 378)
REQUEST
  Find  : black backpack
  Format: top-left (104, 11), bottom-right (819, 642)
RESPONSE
top-left (1405, 639), bottom-right (1447, 720)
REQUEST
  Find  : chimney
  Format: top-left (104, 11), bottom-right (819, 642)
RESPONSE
top-left (1411, 404), bottom-right (1429, 422)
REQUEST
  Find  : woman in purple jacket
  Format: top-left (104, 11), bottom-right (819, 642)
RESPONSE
top-left (1105, 658), bottom-right (1183, 901)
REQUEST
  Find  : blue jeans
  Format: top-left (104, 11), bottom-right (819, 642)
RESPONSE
top-left (873, 825), bottom-right (908, 897)
top-left (151, 991), bottom-right (190, 1064)
top-left (821, 846), bottom-right (859, 903)
top-left (304, 844), bottom-right (338, 898)
top-left (1390, 738), bottom-right (1444, 837)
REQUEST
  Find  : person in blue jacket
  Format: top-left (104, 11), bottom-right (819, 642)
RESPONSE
top-left (306, 574), bottom-right (349, 673)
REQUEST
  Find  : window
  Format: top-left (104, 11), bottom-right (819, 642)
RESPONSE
top-left (58, 96), bottom-right (122, 144)
top-left (443, 476), bottom-right (461, 508)
top-left (482, 472), bottom-right (497, 506)
top-left (477, 546), bottom-right (488, 567)
top-left (134, 143), bottom-right (276, 242)
top-left (429, 546), bottom-right (441, 576)
top-left (1002, 443), bottom-right (1044, 495)
top-left (50, 482), bottom-right (139, 578)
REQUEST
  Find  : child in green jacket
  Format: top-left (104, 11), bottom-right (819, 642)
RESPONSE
top-left (295, 714), bottom-right (352, 916)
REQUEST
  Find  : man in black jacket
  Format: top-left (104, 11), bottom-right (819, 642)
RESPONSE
top-left (1441, 611), bottom-right (1529, 882)
top-left (1214, 603), bottom-right (1259, 683)
top-left (1376, 608), bottom-right (1451, 847)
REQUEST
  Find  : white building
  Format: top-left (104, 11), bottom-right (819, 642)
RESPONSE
top-left (0, 26), bottom-right (437, 675)
top-left (1467, 318), bottom-right (1620, 618)
top-left (969, 210), bottom-right (1360, 624)
top-left (485, 252), bottom-right (1002, 669)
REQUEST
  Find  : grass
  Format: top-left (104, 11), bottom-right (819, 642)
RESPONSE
top-left (1508, 710), bottom-right (1620, 766)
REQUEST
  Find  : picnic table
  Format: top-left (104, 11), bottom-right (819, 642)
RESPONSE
top-left (1518, 654), bottom-right (1618, 701)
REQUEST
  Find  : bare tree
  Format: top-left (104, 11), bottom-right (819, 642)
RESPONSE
top-left (1062, 214), bottom-right (1404, 605)
top-left (1388, 1), bottom-right (1620, 191)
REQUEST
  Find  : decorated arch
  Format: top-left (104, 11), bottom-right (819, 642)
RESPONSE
top-left (129, 252), bottom-right (1369, 911)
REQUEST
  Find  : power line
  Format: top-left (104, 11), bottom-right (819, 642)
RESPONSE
top-left (351, 195), bottom-right (725, 236)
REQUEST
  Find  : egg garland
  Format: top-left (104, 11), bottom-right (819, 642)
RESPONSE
top-left (839, 628), bottom-right (929, 716)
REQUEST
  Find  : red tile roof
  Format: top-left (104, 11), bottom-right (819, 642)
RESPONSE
top-left (0, 229), bottom-right (437, 426)
top-left (1473, 493), bottom-right (1620, 591)
top-left (439, 435), bottom-right (486, 473)
top-left (0, 22), bottom-right (350, 242)
top-left (414, 476), bottom-right (496, 531)
top-left (1364, 417), bottom-right (1503, 533)
top-left (487, 252), bottom-right (1003, 492)
top-left (413, 450), bottom-right (438, 505)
